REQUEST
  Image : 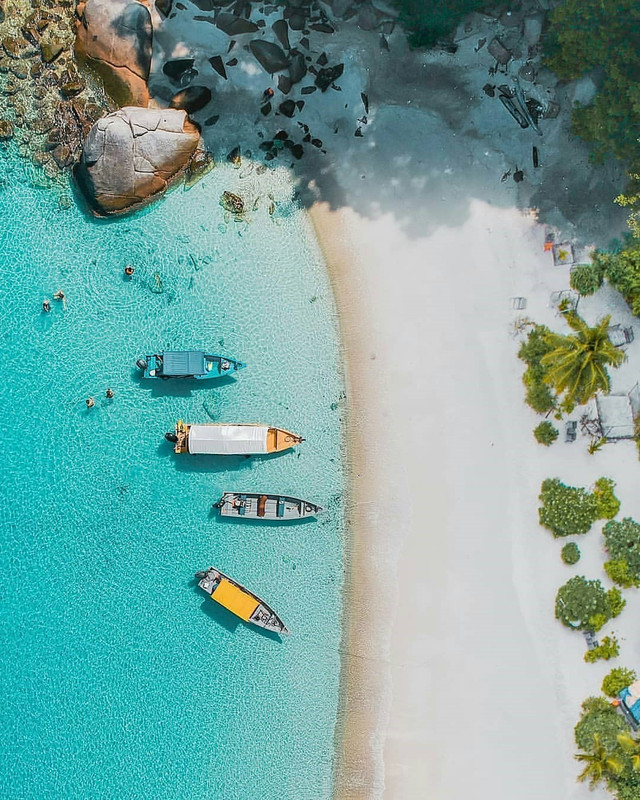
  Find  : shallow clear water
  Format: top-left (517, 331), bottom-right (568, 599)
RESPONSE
top-left (0, 149), bottom-right (345, 799)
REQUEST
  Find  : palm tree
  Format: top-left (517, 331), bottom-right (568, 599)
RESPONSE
top-left (575, 734), bottom-right (624, 788)
top-left (541, 313), bottom-right (626, 406)
top-left (617, 732), bottom-right (640, 771)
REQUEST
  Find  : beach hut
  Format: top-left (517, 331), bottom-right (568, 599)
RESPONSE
top-left (584, 385), bottom-right (640, 441)
top-left (618, 681), bottom-right (640, 730)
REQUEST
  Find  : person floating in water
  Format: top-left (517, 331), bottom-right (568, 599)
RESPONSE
top-left (106, 388), bottom-right (114, 399)
top-left (53, 290), bottom-right (65, 301)
top-left (124, 265), bottom-right (134, 278)
top-left (86, 397), bottom-right (95, 409)
top-left (42, 299), bottom-right (51, 312)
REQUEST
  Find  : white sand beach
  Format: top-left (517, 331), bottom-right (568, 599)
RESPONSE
top-left (306, 20), bottom-right (640, 800)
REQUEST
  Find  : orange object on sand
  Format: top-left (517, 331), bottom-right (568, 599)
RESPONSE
top-left (543, 242), bottom-right (554, 252)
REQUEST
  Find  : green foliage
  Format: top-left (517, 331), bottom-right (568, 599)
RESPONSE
top-left (575, 697), bottom-right (640, 797)
top-left (519, 325), bottom-right (557, 413)
top-left (602, 668), bottom-right (637, 698)
top-left (539, 478), bottom-right (599, 537)
top-left (525, 381), bottom-right (556, 413)
top-left (593, 478), bottom-right (621, 519)
top-left (561, 542), bottom-right (581, 565)
top-left (555, 576), bottom-right (611, 630)
top-left (603, 518), bottom-right (640, 584)
top-left (570, 263), bottom-right (604, 297)
top-left (591, 242), bottom-right (640, 317)
top-left (575, 732), bottom-right (624, 787)
top-left (575, 696), bottom-right (628, 751)
top-left (540, 313), bottom-right (626, 406)
top-left (584, 636), bottom-right (620, 663)
top-left (605, 559), bottom-right (640, 589)
top-left (607, 587), bottom-right (626, 619)
top-left (588, 437), bottom-right (607, 455)
top-left (392, 0), bottom-right (485, 49)
top-left (543, 0), bottom-right (640, 171)
top-left (534, 421), bottom-right (559, 446)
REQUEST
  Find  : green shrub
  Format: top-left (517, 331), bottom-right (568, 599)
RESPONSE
top-left (539, 478), bottom-right (599, 537)
top-left (584, 635), bottom-right (620, 663)
top-left (607, 587), bottom-right (626, 618)
top-left (602, 667), bottom-right (637, 698)
top-left (570, 263), bottom-right (604, 296)
top-left (534, 421), bottom-right (559, 446)
top-left (592, 242), bottom-right (640, 317)
top-left (561, 542), bottom-right (581, 565)
top-left (519, 325), bottom-right (557, 413)
top-left (555, 576), bottom-right (611, 630)
top-left (525, 381), bottom-right (556, 413)
top-left (575, 696), bottom-right (628, 751)
top-left (604, 559), bottom-right (640, 589)
top-left (603, 518), bottom-right (640, 583)
top-left (593, 478), bottom-right (621, 519)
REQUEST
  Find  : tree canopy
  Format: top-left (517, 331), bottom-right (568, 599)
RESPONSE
top-left (544, 0), bottom-right (640, 171)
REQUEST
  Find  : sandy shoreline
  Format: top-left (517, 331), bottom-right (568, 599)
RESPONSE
top-left (311, 192), bottom-right (640, 800)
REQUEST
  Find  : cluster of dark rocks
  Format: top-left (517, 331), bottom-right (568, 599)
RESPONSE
top-left (0, 0), bottom-right (111, 177)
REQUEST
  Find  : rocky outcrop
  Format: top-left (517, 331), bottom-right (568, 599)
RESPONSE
top-left (76, 106), bottom-right (200, 215)
top-left (75, 0), bottom-right (152, 107)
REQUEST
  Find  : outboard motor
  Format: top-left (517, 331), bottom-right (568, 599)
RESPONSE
top-left (165, 432), bottom-right (179, 443)
top-left (136, 358), bottom-right (148, 370)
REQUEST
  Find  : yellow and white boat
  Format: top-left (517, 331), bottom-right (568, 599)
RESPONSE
top-left (167, 421), bottom-right (304, 455)
top-left (195, 567), bottom-right (289, 634)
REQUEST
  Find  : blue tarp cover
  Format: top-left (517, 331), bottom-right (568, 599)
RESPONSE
top-left (162, 351), bottom-right (205, 376)
top-left (620, 687), bottom-right (640, 724)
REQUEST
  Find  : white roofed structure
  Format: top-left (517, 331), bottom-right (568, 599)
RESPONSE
top-left (187, 424), bottom-right (269, 455)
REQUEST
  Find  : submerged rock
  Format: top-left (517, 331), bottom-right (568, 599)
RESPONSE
top-left (185, 147), bottom-right (215, 188)
top-left (220, 190), bottom-right (244, 214)
top-left (0, 120), bottom-right (14, 140)
top-left (76, 107), bottom-right (200, 216)
top-left (249, 40), bottom-right (290, 73)
top-left (169, 85), bottom-right (212, 113)
top-left (163, 58), bottom-right (195, 82)
top-left (75, 0), bottom-right (152, 106)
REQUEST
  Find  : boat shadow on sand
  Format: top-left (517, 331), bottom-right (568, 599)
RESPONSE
top-left (188, 578), bottom-right (284, 642)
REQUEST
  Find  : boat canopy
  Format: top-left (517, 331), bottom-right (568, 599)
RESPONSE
top-left (188, 425), bottom-right (269, 454)
top-left (212, 579), bottom-right (259, 621)
top-left (620, 681), bottom-right (640, 724)
top-left (162, 351), bottom-right (205, 376)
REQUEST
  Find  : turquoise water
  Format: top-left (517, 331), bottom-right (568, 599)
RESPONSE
top-left (0, 148), bottom-right (345, 799)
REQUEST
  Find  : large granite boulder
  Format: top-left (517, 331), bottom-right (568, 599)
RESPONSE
top-left (75, 0), bottom-right (152, 106)
top-left (76, 107), bottom-right (200, 215)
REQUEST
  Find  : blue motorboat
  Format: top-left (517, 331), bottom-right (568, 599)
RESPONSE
top-left (136, 351), bottom-right (245, 380)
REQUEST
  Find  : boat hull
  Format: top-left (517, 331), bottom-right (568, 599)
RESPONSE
top-left (138, 352), bottom-right (245, 379)
top-left (217, 492), bottom-right (324, 521)
top-left (170, 421), bottom-right (304, 455)
top-left (196, 567), bottom-right (289, 634)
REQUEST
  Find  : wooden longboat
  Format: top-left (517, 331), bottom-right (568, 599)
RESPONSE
top-left (167, 421), bottom-right (304, 455)
top-left (136, 351), bottom-right (245, 380)
top-left (216, 492), bottom-right (324, 521)
top-left (195, 566), bottom-right (289, 634)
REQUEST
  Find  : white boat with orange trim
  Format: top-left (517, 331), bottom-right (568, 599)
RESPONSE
top-left (166, 421), bottom-right (304, 455)
top-left (195, 566), bottom-right (289, 634)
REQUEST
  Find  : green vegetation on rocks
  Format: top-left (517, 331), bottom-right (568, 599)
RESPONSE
top-left (543, 0), bottom-right (640, 173)
top-left (392, 0), bottom-right (486, 49)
